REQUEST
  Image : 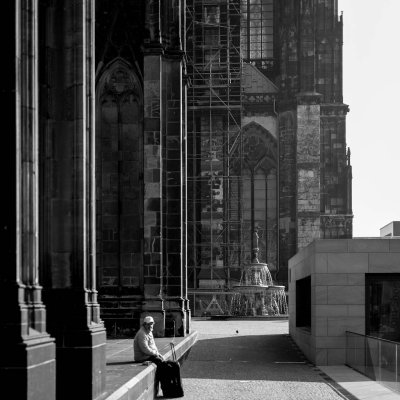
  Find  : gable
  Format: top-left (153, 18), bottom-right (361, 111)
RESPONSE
top-left (242, 63), bottom-right (278, 94)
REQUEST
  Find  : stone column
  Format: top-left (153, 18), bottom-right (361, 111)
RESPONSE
top-left (183, 65), bottom-right (191, 334)
top-left (278, 110), bottom-right (297, 284)
top-left (163, 55), bottom-right (186, 337)
top-left (142, 0), bottom-right (165, 337)
top-left (0, 2), bottom-right (56, 399)
top-left (296, 92), bottom-right (322, 250)
top-left (162, 0), bottom-right (187, 337)
top-left (39, 1), bottom-right (106, 399)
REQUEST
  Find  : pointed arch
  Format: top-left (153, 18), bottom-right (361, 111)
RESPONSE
top-left (242, 121), bottom-right (277, 173)
top-left (95, 57), bottom-right (144, 297)
top-left (239, 121), bottom-right (278, 273)
top-left (96, 57), bottom-right (143, 105)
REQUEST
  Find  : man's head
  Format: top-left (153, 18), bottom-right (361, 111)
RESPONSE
top-left (143, 316), bottom-right (155, 332)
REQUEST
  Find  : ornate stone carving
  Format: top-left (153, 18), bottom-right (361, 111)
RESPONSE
top-left (321, 214), bottom-right (353, 238)
top-left (100, 58), bottom-right (142, 100)
top-left (242, 93), bottom-right (275, 104)
top-left (145, 0), bottom-right (161, 44)
top-left (296, 91), bottom-right (322, 105)
top-left (321, 104), bottom-right (349, 116)
top-left (241, 122), bottom-right (277, 173)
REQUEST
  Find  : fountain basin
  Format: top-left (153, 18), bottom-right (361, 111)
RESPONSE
top-left (230, 258), bottom-right (288, 317)
top-left (231, 284), bottom-right (269, 294)
top-left (232, 284), bottom-right (286, 293)
top-left (240, 262), bottom-right (273, 287)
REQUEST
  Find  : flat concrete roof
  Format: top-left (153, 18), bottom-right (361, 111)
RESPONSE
top-left (380, 221), bottom-right (400, 237)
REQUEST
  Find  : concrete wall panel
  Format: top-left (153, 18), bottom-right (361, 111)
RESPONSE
top-left (314, 317), bottom-right (328, 336)
top-left (315, 305), bottom-right (347, 317)
top-left (369, 253), bottom-right (400, 272)
top-left (314, 273), bottom-right (347, 286)
top-left (348, 239), bottom-right (389, 253)
top-left (315, 253), bottom-right (328, 273)
top-left (327, 253), bottom-right (368, 273)
top-left (290, 238), bottom-right (400, 366)
top-left (327, 317), bottom-right (364, 336)
top-left (314, 239), bottom-right (348, 253)
top-left (327, 286), bottom-right (364, 305)
top-left (389, 240), bottom-right (400, 252)
top-left (315, 336), bottom-right (346, 349)
top-left (347, 274), bottom-right (365, 285)
top-left (314, 286), bottom-right (328, 305)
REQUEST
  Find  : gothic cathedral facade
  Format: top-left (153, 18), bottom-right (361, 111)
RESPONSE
top-left (2, 1), bottom-right (351, 399)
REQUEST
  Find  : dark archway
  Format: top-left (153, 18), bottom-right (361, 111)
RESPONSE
top-left (96, 58), bottom-right (144, 336)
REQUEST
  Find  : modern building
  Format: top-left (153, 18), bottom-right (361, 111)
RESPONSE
top-left (289, 238), bottom-right (400, 365)
top-left (380, 221), bottom-right (400, 237)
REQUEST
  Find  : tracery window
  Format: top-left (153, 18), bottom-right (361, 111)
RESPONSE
top-left (241, 123), bottom-right (277, 269)
top-left (95, 58), bottom-right (143, 289)
top-left (241, 0), bottom-right (274, 71)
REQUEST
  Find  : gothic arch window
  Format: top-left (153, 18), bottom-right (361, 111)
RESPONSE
top-left (241, 122), bottom-right (278, 271)
top-left (95, 58), bottom-right (143, 290)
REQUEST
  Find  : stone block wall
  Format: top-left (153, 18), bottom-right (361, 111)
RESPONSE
top-left (289, 238), bottom-right (400, 366)
top-left (278, 111), bottom-right (297, 284)
top-left (296, 96), bottom-right (322, 251)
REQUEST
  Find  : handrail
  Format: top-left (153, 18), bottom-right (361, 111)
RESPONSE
top-left (346, 330), bottom-right (400, 346)
top-left (345, 330), bottom-right (400, 395)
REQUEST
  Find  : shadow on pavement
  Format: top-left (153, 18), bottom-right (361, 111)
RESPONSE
top-left (180, 334), bottom-right (323, 382)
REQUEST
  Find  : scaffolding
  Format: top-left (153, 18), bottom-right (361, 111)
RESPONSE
top-left (186, 0), bottom-right (243, 293)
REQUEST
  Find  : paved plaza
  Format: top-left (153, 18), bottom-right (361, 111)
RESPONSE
top-left (176, 319), bottom-right (400, 400)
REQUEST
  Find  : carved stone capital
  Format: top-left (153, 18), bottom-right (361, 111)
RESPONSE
top-left (296, 91), bottom-right (323, 105)
top-left (321, 214), bottom-right (353, 238)
top-left (321, 103), bottom-right (350, 116)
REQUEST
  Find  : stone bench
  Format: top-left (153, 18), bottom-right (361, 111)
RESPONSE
top-left (100, 331), bottom-right (198, 400)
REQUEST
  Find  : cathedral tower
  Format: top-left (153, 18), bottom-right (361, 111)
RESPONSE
top-left (185, 0), bottom-right (352, 309)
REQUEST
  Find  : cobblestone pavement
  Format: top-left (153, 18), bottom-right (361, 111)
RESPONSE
top-left (172, 319), bottom-right (352, 400)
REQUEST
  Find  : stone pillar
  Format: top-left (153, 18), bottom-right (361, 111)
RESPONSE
top-left (0, 2), bottom-right (56, 400)
top-left (162, 0), bottom-right (187, 337)
top-left (163, 56), bottom-right (186, 337)
top-left (39, 1), bottom-right (106, 399)
top-left (346, 148), bottom-right (353, 216)
top-left (296, 92), bottom-right (322, 250)
top-left (183, 67), bottom-right (191, 334)
top-left (141, 0), bottom-right (189, 337)
top-left (278, 111), bottom-right (297, 284)
top-left (142, 0), bottom-right (165, 337)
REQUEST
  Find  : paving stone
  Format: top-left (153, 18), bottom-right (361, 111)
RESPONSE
top-left (177, 319), bottom-right (350, 400)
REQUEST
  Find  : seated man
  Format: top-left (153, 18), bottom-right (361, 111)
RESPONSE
top-left (133, 316), bottom-right (164, 365)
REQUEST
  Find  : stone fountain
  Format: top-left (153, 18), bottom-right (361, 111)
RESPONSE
top-left (230, 230), bottom-right (288, 316)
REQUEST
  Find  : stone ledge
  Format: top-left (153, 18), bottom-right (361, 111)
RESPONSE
top-left (101, 331), bottom-right (198, 400)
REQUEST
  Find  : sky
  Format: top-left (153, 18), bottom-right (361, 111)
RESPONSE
top-left (337, 0), bottom-right (400, 237)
